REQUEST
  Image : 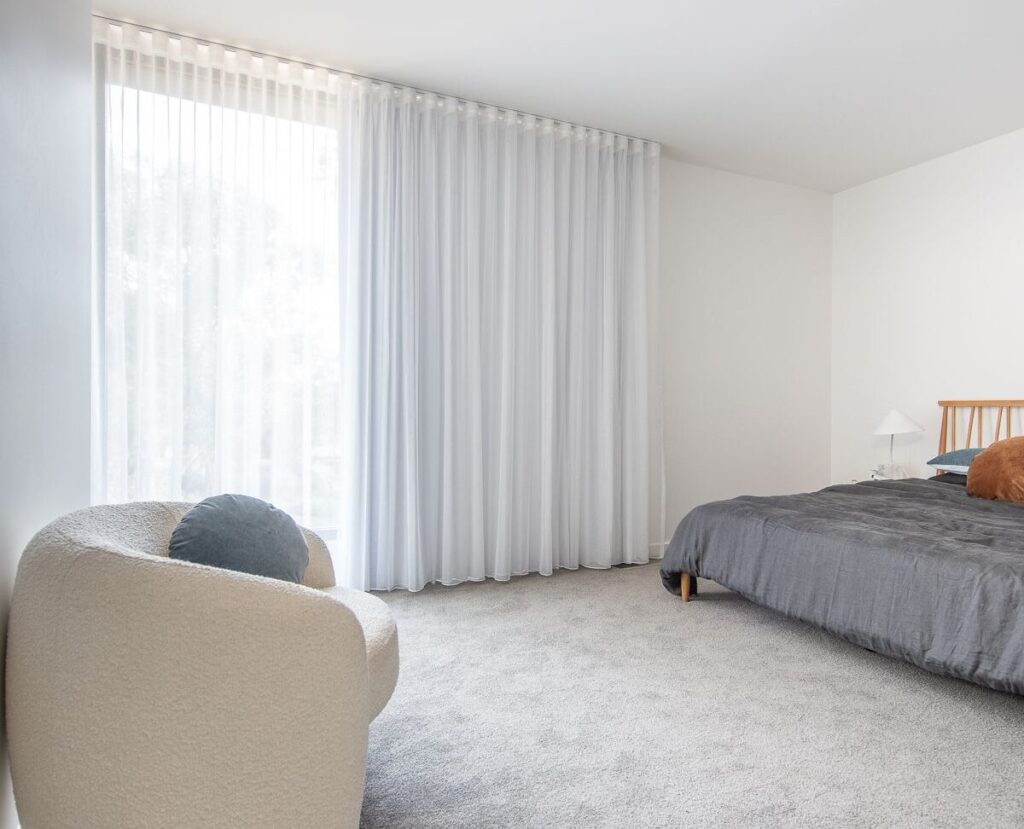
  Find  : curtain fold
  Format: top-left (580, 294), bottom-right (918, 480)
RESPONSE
top-left (95, 19), bottom-right (661, 591)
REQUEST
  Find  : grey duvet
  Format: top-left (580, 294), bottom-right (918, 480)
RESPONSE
top-left (660, 478), bottom-right (1024, 695)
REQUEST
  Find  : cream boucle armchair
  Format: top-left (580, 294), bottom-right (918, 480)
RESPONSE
top-left (6, 502), bottom-right (398, 829)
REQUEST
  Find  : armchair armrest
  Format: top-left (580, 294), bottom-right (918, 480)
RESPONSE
top-left (7, 530), bottom-right (369, 828)
top-left (300, 526), bottom-right (337, 589)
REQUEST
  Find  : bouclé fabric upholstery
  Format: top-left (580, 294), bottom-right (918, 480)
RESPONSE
top-left (6, 502), bottom-right (398, 829)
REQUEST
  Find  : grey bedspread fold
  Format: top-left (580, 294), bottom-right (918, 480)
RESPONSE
top-left (660, 478), bottom-right (1024, 695)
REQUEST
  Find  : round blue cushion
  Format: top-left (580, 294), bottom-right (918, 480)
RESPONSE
top-left (168, 494), bottom-right (309, 583)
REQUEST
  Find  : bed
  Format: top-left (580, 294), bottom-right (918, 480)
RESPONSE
top-left (660, 399), bottom-right (1024, 695)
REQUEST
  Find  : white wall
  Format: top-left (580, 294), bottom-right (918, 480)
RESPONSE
top-left (831, 127), bottom-right (1024, 484)
top-left (659, 159), bottom-right (833, 530)
top-left (0, 0), bottom-right (93, 823)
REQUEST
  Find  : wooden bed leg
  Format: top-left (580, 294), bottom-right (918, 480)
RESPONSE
top-left (680, 573), bottom-right (692, 603)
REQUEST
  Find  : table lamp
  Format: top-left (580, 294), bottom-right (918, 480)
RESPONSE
top-left (873, 409), bottom-right (924, 477)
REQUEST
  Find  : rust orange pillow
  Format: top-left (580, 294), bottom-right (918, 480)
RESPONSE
top-left (966, 437), bottom-right (1024, 503)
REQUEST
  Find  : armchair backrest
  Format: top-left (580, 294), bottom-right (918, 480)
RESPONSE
top-left (42, 501), bottom-right (336, 588)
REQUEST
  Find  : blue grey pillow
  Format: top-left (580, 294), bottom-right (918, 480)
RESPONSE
top-left (169, 494), bottom-right (309, 583)
top-left (926, 448), bottom-right (985, 467)
top-left (926, 447), bottom-right (986, 475)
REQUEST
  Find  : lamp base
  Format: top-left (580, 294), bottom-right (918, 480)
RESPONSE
top-left (872, 463), bottom-right (908, 481)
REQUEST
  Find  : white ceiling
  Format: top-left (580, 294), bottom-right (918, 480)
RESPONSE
top-left (96, 0), bottom-right (1024, 192)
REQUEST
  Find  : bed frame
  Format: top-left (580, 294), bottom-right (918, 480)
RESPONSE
top-left (678, 398), bottom-right (1024, 602)
top-left (937, 399), bottom-right (1024, 453)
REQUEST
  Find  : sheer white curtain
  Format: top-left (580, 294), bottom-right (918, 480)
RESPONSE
top-left (95, 19), bottom-right (662, 591)
top-left (95, 21), bottom-right (345, 534)
top-left (336, 84), bottom-right (661, 590)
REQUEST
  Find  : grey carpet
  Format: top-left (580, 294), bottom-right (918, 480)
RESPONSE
top-left (361, 564), bottom-right (1024, 828)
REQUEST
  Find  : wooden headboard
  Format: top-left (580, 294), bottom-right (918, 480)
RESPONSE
top-left (937, 400), bottom-right (1024, 454)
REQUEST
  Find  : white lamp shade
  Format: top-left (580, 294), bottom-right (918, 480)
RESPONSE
top-left (872, 409), bottom-right (924, 436)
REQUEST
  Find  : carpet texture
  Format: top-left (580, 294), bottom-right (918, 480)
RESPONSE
top-left (361, 564), bottom-right (1024, 828)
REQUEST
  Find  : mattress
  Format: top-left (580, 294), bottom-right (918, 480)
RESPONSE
top-left (660, 478), bottom-right (1024, 694)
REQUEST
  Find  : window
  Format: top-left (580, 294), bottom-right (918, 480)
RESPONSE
top-left (95, 21), bottom-right (345, 533)
top-left (95, 19), bottom-right (661, 591)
